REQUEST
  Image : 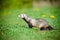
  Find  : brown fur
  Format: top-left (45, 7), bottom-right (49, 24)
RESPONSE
top-left (18, 14), bottom-right (53, 30)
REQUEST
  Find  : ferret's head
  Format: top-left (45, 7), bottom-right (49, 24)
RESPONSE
top-left (18, 14), bottom-right (27, 18)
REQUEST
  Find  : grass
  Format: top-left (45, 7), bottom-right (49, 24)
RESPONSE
top-left (0, 6), bottom-right (60, 40)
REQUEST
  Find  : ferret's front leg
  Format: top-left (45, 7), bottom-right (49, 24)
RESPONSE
top-left (28, 23), bottom-right (33, 28)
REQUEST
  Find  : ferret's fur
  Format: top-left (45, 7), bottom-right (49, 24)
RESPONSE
top-left (18, 14), bottom-right (53, 30)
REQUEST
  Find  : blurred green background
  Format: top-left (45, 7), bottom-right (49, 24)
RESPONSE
top-left (0, 0), bottom-right (60, 40)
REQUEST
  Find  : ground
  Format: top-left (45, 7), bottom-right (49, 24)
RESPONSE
top-left (0, 6), bottom-right (60, 40)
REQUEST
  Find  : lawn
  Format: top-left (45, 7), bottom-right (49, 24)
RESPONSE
top-left (0, 6), bottom-right (60, 40)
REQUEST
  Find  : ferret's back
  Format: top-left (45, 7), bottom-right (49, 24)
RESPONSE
top-left (36, 19), bottom-right (49, 26)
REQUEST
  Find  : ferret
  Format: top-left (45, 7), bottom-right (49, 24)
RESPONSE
top-left (18, 14), bottom-right (53, 30)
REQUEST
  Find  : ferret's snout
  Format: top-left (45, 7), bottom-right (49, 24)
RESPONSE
top-left (18, 15), bottom-right (20, 18)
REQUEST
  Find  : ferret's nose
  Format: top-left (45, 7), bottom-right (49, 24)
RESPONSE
top-left (18, 15), bottom-right (20, 18)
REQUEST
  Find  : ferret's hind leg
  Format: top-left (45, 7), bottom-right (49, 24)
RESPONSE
top-left (40, 27), bottom-right (47, 30)
top-left (39, 24), bottom-right (47, 30)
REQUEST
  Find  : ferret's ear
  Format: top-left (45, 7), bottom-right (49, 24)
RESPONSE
top-left (23, 14), bottom-right (26, 16)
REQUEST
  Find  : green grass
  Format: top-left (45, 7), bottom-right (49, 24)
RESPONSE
top-left (0, 7), bottom-right (60, 40)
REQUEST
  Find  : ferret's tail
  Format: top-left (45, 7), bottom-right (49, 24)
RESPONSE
top-left (47, 25), bottom-right (54, 30)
